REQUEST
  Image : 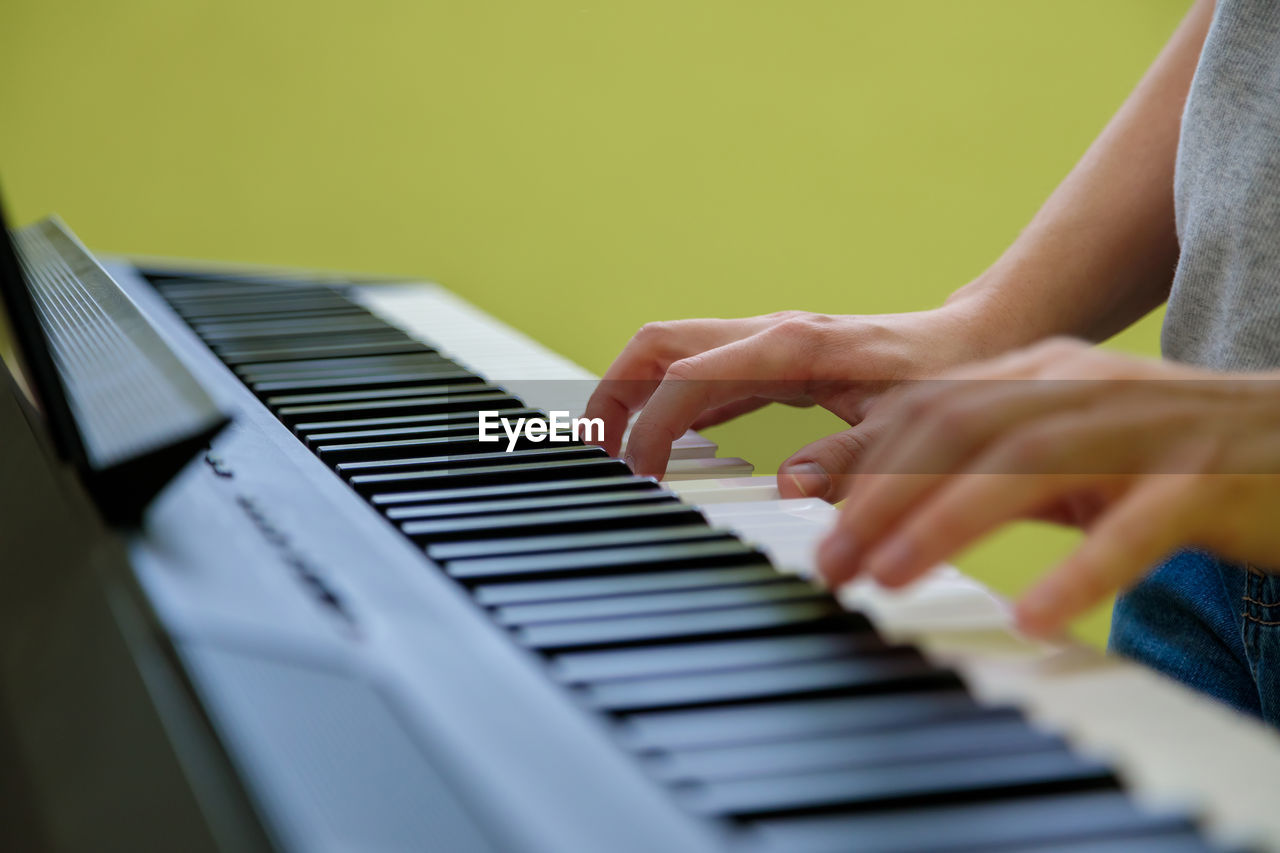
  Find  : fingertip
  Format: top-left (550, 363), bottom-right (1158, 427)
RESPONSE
top-left (779, 462), bottom-right (830, 500)
top-left (622, 440), bottom-right (668, 480)
top-left (816, 533), bottom-right (859, 588)
top-left (1013, 584), bottom-right (1064, 637)
top-left (865, 537), bottom-right (919, 588)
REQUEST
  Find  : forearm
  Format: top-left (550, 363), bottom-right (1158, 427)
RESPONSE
top-left (944, 0), bottom-right (1215, 354)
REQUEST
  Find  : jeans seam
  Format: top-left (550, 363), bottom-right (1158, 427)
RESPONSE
top-left (1242, 595), bottom-right (1280, 608)
top-left (1242, 568), bottom-right (1260, 664)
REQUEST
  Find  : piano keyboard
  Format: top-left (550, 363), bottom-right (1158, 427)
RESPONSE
top-left (132, 265), bottom-right (1280, 852)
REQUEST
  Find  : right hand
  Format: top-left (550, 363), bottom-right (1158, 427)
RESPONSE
top-left (583, 306), bottom-right (992, 498)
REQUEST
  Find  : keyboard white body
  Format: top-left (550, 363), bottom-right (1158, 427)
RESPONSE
top-left (354, 280), bottom-right (1280, 850)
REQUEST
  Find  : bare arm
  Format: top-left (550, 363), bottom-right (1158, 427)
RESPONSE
top-left (589, 0), bottom-right (1217, 484)
top-left (947, 0), bottom-right (1216, 349)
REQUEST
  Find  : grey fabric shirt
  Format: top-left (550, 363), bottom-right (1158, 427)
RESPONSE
top-left (1164, 0), bottom-right (1280, 370)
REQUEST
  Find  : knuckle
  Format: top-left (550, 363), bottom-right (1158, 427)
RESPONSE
top-left (893, 384), bottom-right (943, 421)
top-left (998, 427), bottom-right (1055, 471)
top-left (1042, 335), bottom-right (1085, 354)
top-left (933, 400), bottom-right (983, 442)
top-left (634, 320), bottom-right (674, 345)
top-left (803, 429), bottom-right (871, 481)
top-left (665, 355), bottom-right (704, 382)
top-left (770, 313), bottom-right (834, 345)
top-left (834, 428), bottom-right (872, 467)
top-left (772, 316), bottom-right (816, 341)
top-left (910, 388), bottom-right (967, 434)
top-left (1026, 336), bottom-right (1086, 369)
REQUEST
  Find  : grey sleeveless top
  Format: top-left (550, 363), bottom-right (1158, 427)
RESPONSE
top-left (1164, 0), bottom-right (1280, 370)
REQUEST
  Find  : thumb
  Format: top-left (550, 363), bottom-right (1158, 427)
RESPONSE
top-left (778, 426), bottom-right (878, 502)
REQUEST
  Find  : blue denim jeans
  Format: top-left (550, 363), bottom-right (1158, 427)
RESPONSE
top-left (1110, 548), bottom-right (1280, 727)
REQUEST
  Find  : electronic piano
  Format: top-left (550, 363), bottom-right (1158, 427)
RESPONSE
top-left (3, 212), bottom-right (1280, 853)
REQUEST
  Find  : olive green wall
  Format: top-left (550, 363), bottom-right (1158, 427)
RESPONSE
top-left (2, 1), bottom-right (1190, 646)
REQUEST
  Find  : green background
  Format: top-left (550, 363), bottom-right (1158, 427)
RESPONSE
top-left (2, 1), bottom-right (1190, 646)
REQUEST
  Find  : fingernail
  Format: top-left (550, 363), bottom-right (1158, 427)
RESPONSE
top-left (867, 537), bottom-right (914, 586)
top-left (817, 534), bottom-right (858, 585)
top-left (785, 462), bottom-right (830, 499)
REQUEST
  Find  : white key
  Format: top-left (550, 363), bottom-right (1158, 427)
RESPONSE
top-left (667, 476), bottom-right (780, 503)
top-left (661, 457), bottom-right (754, 481)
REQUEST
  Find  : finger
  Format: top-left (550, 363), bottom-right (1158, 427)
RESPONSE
top-left (1015, 471), bottom-right (1202, 637)
top-left (820, 398), bottom-right (1147, 587)
top-left (858, 396), bottom-right (1227, 588)
top-left (860, 473), bottom-right (1100, 589)
top-left (583, 388), bottom-right (636, 456)
top-left (832, 351), bottom-right (1101, 581)
top-left (849, 339), bottom-right (1089, 480)
top-left (777, 421), bottom-right (886, 502)
top-left (625, 329), bottom-right (808, 477)
top-left (585, 318), bottom-right (769, 454)
top-left (841, 383), bottom-right (1099, 566)
top-left (690, 397), bottom-right (771, 430)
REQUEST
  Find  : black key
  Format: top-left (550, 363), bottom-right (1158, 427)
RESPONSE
top-left (193, 310), bottom-right (376, 335)
top-left (402, 501), bottom-right (703, 543)
top-left (159, 283), bottom-right (340, 301)
top-left (350, 457), bottom-right (630, 496)
top-left (620, 692), bottom-right (1007, 751)
top-left (474, 564), bottom-right (784, 607)
top-left (516, 600), bottom-right (849, 651)
top-left (581, 649), bottom-right (955, 712)
top-left (748, 790), bottom-right (1196, 853)
top-left (429, 525), bottom-right (730, 562)
top-left (337, 446), bottom-right (604, 479)
top-left (252, 369), bottom-right (479, 394)
top-left (192, 307), bottom-right (376, 326)
top-left (220, 339), bottom-right (431, 365)
top-left (293, 402), bottom-right (536, 435)
top-left (249, 361), bottom-right (460, 385)
top-left (675, 747), bottom-right (1115, 817)
top-left (316, 431), bottom-right (561, 464)
top-left (305, 422), bottom-right (482, 448)
top-left (165, 282), bottom-right (345, 297)
top-left (157, 281), bottom-right (329, 298)
top-left (162, 278), bottom-right (346, 293)
top-left (445, 539), bottom-right (767, 582)
top-left (369, 474), bottom-right (657, 508)
top-left (166, 288), bottom-right (339, 302)
top-left (215, 329), bottom-right (411, 356)
top-left (195, 317), bottom-right (393, 342)
top-left (198, 306), bottom-right (372, 326)
top-left (171, 297), bottom-right (356, 319)
top-left (648, 716), bottom-right (1062, 783)
top-left (386, 488), bottom-right (676, 522)
top-left (553, 633), bottom-right (889, 683)
top-left (237, 352), bottom-right (448, 379)
top-left (497, 578), bottom-right (827, 628)
top-left (276, 391), bottom-right (521, 425)
top-left (266, 381), bottom-right (491, 407)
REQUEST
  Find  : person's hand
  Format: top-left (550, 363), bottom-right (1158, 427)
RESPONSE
top-left (816, 337), bottom-right (1280, 637)
top-left (583, 306), bottom-right (992, 495)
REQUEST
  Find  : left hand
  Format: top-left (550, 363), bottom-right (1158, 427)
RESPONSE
top-left (816, 337), bottom-right (1280, 637)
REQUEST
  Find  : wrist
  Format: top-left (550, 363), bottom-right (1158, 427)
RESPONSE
top-left (928, 288), bottom-right (1020, 364)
